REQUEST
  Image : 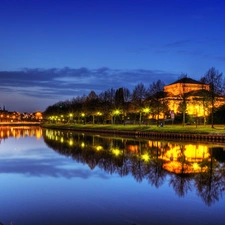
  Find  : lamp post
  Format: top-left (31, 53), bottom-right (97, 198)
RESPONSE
top-left (96, 112), bottom-right (102, 124)
top-left (195, 106), bottom-right (198, 128)
top-left (143, 107), bottom-right (150, 125)
top-left (69, 113), bottom-right (73, 123)
top-left (113, 109), bottom-right (120, 124)
top-left (81, 113), bottom-right (85, 124)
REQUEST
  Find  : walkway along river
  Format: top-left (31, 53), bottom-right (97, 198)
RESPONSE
top-left (42, 124), bottom-right (225, 143)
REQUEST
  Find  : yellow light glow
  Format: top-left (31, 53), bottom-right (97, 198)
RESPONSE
top-left (193, 163), bottom-right (200, 170)
top-left (112, 148), bottom-right (121, 156)
top-left (114, 110), bottom-right (120, 115)
top-left (143, 108), bottom-right (150, 113)
top-left (141, 154), bottom-right (150, 162)
top-left (96, 146), bottom-right (103, 151)
top-left (69, 139), bottom-right (73, 146)
top-left (81, 142), bottom-right (85, 148)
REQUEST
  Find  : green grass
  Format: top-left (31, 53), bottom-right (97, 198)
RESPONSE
top-left (42, 123), bottom-right (225, 135)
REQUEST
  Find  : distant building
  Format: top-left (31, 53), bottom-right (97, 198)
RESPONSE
top-left (0, 108), bottom-right (43, 122)
top-left (164, 77), bottom-right (225, 119)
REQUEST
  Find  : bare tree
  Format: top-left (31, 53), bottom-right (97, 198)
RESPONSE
top-left (147, 80), bottom-right (167, 126)
top-left (200, 67), bottom-right (223, 128)
top-left (131, 83), bottom-right (147, 124)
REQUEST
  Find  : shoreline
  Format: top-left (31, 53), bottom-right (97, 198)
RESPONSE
top-left (0, 122), bottom-right (41, 126)
top-left (41, 123), bottom-right (225, 143)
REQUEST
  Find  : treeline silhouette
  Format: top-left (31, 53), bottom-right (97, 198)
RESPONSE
top-left (44, 67), bottom-right (225, 126)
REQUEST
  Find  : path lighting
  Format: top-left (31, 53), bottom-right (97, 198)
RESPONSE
top-left (69, 113), bottom-right (73, 123)
top-left (143, 107), bottom-right (150, 113)
top-left (193, 163), bottom-right (200, 171)
top-left (113, 109), bottom-right (120, 115)
top-left (113, 110), bottom-right (121, 124)
top-left (195, 106), bottom-right (199, 128)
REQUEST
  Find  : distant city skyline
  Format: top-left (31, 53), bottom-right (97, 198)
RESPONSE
top-left (0, 0), bottom-right (225, 112)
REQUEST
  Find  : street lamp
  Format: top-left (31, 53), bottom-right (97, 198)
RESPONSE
top-left (195, 105), bottom-right (199, 128)
top-left (69, 113), bottom-right (73, 123)
top-left (113, 109), bottom-right (120, 124)
top-left (143, 107), bottom-right (150, 113)
top-left (81, 113), bottom-right (85, 124)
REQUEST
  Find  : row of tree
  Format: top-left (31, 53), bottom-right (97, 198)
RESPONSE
top-left (44, 67), bottom-right (225, 127)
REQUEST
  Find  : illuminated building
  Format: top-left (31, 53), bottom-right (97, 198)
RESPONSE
top-left (164, 77), bottom-right (225, 118)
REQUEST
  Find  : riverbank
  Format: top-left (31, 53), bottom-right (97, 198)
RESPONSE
top-left (42, 123), bottom-right (225, 142)
top-left (0, 122), bottom-right (41, 126)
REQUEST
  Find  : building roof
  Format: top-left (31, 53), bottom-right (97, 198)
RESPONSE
top-left (168, 77), bottom-right (204, 85)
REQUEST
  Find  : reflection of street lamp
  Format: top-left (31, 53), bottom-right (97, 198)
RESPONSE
top-left (111, 148), bottom-right (121, 156)
top-left (141, 153), bottom-right (150, 162)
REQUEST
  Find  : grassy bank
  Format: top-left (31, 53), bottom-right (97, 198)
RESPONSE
top-left (42, 123), bottom-right (225, 135)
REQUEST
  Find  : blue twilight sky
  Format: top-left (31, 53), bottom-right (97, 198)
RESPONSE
top-left (0, 0), bottom-right (225, 112)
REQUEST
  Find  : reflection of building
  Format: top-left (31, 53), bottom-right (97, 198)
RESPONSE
top-left (44, 129), bottom-right (217, 174)
top-left (0, 126), bottom-right (42, 139)
top-left (159, 143), bottom-right (210, 174)
top-left (164, 77), bottom-right (225, 117)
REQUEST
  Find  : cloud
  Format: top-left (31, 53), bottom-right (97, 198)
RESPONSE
top-left (0, 157), bottom-right (110, 179)
top-left (0, 67), bottom-right (178, 111)
top-left (164, 39), bottom-right (192, 48)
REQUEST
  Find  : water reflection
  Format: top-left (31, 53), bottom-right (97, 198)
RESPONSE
top-left (0, 126), bottom-right (42, 139)
top-left (43, 128), bottom-right (225, 206)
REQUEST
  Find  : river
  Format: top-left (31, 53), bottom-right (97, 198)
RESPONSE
top-left (0, 126), bottom-right (225, 225)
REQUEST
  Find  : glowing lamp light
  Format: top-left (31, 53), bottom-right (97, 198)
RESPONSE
top-left (96, 146), bottom-right (103, 151)
top-left (69, 139), bottom-right (73, 146)
top-left (193, 163), bottom-right (200, 171)
top-left (143, 107), bottom-right (150, 113)
top-left (112, 148), bottom-right (121, 156)
top-left (81, 142), bottom-right (85, 148)
top-left (141, 154), bottom-right (150, 162)
top-left (114, 110), bottom-right (120, 115)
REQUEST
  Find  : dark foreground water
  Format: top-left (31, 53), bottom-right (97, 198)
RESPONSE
top-left (0, 126), bottom-right (225, 225)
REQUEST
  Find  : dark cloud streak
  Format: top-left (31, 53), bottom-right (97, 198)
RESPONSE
top-left (0, 67), bottom-right (178, 111)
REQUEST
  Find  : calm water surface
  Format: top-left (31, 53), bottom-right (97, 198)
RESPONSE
top-left (0, 126), bottom-right (225, 225)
